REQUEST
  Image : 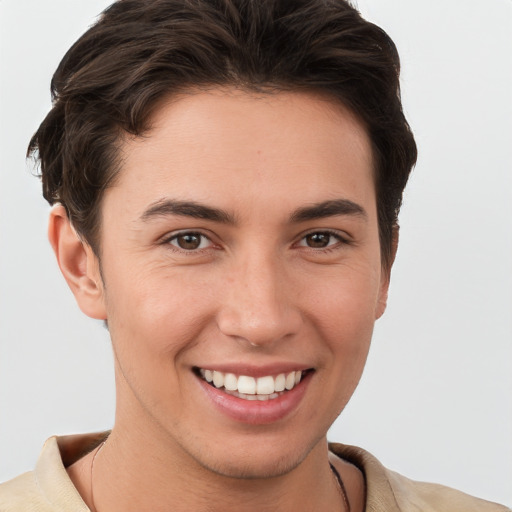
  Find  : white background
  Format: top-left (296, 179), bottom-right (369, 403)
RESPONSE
top-left (0, 0), bottom-right (511, 506)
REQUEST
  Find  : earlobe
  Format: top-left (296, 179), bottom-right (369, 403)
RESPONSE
top-left (375, 225), bottom-right (399, 319)
top-left (375, 282), bottom-right (389, 319)
top-left (48, 205), bottom-right (107, 320)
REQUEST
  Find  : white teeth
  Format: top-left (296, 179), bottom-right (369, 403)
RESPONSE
top-left (224, 373), bottom-right (238, 391)
top-left (199, 368), bottom-right (306, 398)
top-left (224, 390), bottom-right (280, 401)
top-left (285, 372), bottom-right (295, 390)
top-left (212, 371), bottom-right (224, 388)
top-left (237, 375), bottom-right (256, 395)
top-left (256, 376), bottom-right (275, 395)
top-left (274, 373), bottom-right (286, 392)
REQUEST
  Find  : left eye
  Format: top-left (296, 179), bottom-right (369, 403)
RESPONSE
top-left (168, 232), bottom-right (212, 251)
top-left (298, 232), bottom-right (341, 249)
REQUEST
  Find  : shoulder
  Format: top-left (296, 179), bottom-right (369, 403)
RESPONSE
top-left (385, 468), bottom-right (510, 512)
top-left (0, 433), bottom-right (103, 512)
top-left (329, 442), bottom-right (510, 512)
top-left (0, 471), bottom-right (55, 512)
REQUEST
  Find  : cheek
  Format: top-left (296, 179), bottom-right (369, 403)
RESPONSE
top-left (305, 263), bottom-right (381, 330)
top-left (303, 268), bottom-right (379, 375)
top-left (104, 271), bottom-right (216, 414)
top-left (299, 277), bottom-right (377, 425)
top-left (104, 266), bottom-right (215, 362)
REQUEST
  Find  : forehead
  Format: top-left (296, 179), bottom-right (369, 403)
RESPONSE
top-left (109, 88), bottom-right (376, 220)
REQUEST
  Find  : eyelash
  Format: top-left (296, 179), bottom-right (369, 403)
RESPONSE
top-left (162, 229), bottom-right (350, 254)
top-left (296, 230), bottom-right (350, 252)
top-left (164, 231), bottom-right (215, 253)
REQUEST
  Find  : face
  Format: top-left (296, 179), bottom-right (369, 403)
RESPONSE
top-left (82, 89), bottom-right (389, 478)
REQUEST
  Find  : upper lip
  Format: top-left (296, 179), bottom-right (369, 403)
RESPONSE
top-left (193, 363), bottom-right (313, 378)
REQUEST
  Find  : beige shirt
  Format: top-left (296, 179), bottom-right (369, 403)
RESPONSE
top-left (0, 433), bottom-right (509, 511)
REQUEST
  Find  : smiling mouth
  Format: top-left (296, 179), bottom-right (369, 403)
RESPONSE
top-left (194, 368), bottom-right (313, 401)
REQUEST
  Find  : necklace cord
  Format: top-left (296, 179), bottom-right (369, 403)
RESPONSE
top-left (90, 441), bottom-right (106, 512)
top-left (330, 462), bottom-right (351, 512)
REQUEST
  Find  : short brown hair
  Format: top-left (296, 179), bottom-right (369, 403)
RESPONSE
top-left (29, 0), bottom-right (417, 269)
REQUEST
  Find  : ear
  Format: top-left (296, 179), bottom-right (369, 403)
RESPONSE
top-left (375, 226), bottom-right (399, 319)
top-left (48, 205), bottom-right (107, 320)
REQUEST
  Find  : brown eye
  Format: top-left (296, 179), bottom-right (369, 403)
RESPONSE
top-left (298, 231), bottom-right (344, 249)
top-left (304, 232), bottom-right (333, 248)
top-left (169, 232), bottom-right (210, 251)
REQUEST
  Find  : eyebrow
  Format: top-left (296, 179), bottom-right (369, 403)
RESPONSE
top-left (140, 197), bottom-right (366, 225)
top-left (140, 199), bottom-right (236, 224)
top-left (289, 199), bottom-right (367, 223)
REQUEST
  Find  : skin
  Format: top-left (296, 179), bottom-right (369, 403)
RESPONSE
top-left (51, 88), bottom-right (393, 512)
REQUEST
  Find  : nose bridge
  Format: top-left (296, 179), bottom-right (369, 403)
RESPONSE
top-left (217, 249), bottom-right (301, 346)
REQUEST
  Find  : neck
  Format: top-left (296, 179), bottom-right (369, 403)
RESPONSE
top-left (87, 420), bottom-right (345, 512)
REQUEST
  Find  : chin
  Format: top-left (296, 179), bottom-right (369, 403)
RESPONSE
top-left (200, 451), bottom-right (305, 480)
top-left (182, 431), bottom-right (322, 480)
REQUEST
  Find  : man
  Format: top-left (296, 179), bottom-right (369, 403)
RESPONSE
top-left (0, 0), bottom-right (509, 511)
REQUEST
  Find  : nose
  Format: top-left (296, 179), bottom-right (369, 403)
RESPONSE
top-left (216, 253), bottom-right (303, 347)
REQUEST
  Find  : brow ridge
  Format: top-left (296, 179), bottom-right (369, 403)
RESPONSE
top-left (140, 198), bottom-right (365, 225)
top-left (290, 199), bottom-right (367, 223)
top-left (140, 199), bottom-right (236, 224)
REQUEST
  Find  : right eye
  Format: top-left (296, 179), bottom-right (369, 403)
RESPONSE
top-left (167, 232), bottom-right (213, 251)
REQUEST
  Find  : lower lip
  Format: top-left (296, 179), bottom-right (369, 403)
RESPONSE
top-left (197, 374), bottom-right (311, 425)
